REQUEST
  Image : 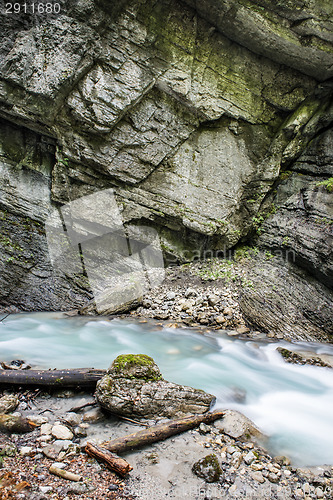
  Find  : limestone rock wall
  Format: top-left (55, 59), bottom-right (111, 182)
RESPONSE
top-left (0, 0), bottom-right (332, 310)
top-left (258, 128), bottom-right (333, 289)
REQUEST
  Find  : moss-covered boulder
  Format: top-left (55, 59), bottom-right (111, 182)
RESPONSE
top-left (109, 354), bottom-right (162, 381)
top-left (95, 354), bottom-right (215, 419)
top-left (192, 454), bottom-right (222, 483)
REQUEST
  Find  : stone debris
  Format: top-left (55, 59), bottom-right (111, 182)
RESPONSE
top-left (135, 264), bottom-right (248, 332)
top-left (189, 421), bottom-right (333, 498)
top-left (0, 389), bottom-right (332, 500)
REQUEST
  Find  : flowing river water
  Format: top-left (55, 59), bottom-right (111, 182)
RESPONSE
top-left (1, 312), bottom-right (333, 467)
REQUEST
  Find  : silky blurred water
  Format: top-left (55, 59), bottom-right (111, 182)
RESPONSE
top-left (1, 312), bottom-right (333, 466)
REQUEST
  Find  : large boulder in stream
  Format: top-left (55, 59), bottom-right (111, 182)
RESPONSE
top-left (95, 354), bottom-right (215, 419)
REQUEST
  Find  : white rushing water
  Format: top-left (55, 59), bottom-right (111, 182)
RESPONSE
top-left (1, 312), bottom-right (333, 467)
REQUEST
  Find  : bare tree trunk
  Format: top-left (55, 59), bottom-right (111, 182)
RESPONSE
top-left (0, 368), bottom-right (106, 388)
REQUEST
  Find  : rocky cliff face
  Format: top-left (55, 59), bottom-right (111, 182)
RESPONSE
top-left (0, 0), bottom-right (332, 333)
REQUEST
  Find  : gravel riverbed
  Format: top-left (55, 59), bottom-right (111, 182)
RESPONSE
top-left (1, 391), bottom-right (333, 500)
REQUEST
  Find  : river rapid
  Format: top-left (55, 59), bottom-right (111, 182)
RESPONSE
top-left (1, 312), bottom-right (333, 467)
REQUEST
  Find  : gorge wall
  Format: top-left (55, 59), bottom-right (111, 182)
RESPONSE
top-left (0, 0), bottom-right (332, 335)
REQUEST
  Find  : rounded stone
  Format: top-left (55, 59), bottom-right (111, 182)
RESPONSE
top-left (20, 446), bottom-right (33, 456)
top-left (51, 424), bottom-right (73, 441)
top-left (63, 412), bottom-right (81, 426)
top-left (251, 471), bottom-right (265, 483)
top-left (192, 454), bottom-right (222, 483)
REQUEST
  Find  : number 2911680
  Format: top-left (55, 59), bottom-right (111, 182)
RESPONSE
top-left (5, 3), bottom-right (61, 14)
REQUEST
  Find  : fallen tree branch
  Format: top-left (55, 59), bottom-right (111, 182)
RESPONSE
top-left (0, 368), bottom-right (106, 388)
top-left (49, 465), bottom-right (82, 482)
top-left (69, 400), bottom-right (97, 412)
top-left (0, 313), bottom-right (10, 323)
top-left (117, 415), bottom-right (149, 427)
top-left (85, 443), bottom-right (133, 477)
top-left (98, 409), bottom-right (225, 455)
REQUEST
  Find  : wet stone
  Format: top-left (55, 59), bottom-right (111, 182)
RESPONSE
top-left (63, 412), bottom-right (81, 426)
top-left (0, 395), bottom-right (19, 414)
top-left (199, 423), bottom-right (211, 434)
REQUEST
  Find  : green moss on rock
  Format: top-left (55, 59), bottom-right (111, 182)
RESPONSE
top-left (109, 354), bottom-right (162, 381)
top-left (192, 454), bottom-right (222, 483)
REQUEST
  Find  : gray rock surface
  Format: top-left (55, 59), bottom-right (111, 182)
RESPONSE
top-left (0, 0), bottom-right (332, 327)
top-left (213, 409), bottom-right (265, 442)
top-left (182, 0), bottom-right (333, 80)
top-left (258, 129), bottom-right (333, 290)
top-left (95, 354), bottom-right (215, 418)
top-left (239, 256), bottom-right (333, 341)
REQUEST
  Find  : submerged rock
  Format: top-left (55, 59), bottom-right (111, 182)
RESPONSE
top-left (95, 354), bottom-right (215, 419)
top-left (277, 347), bottom-right (332, 368)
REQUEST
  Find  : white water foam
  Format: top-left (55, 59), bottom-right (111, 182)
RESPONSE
top-left (0, 313), bottom-right (332, 466)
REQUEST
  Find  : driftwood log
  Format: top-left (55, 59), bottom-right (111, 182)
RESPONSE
top-left (85, 443), bottom-right (133, 477)
top-left (98, 409), bottom-right (225, 455)
top-left (0, 368), bottom-right (106, 388)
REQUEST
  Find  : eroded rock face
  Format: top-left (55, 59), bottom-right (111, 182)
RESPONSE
top-left (182, 0), bottom-right (333, 80)
top-left (258, 129), bottom-right (333, 290)
top-left (239, 256), bottom-right (333, 341)
top-left (95, 354), bottom-right (215, 418)
top-left (0, 0), bottom-right (332, 313)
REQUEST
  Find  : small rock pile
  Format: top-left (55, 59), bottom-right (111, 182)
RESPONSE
top-left (191, 413), bottom-right (333, 499)
top-left (135, 279), bottom-right (248, 332)
top-left (0, 397), bottom-right (129, 499)
top-left (1, 391), bottom-right (332, 499)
